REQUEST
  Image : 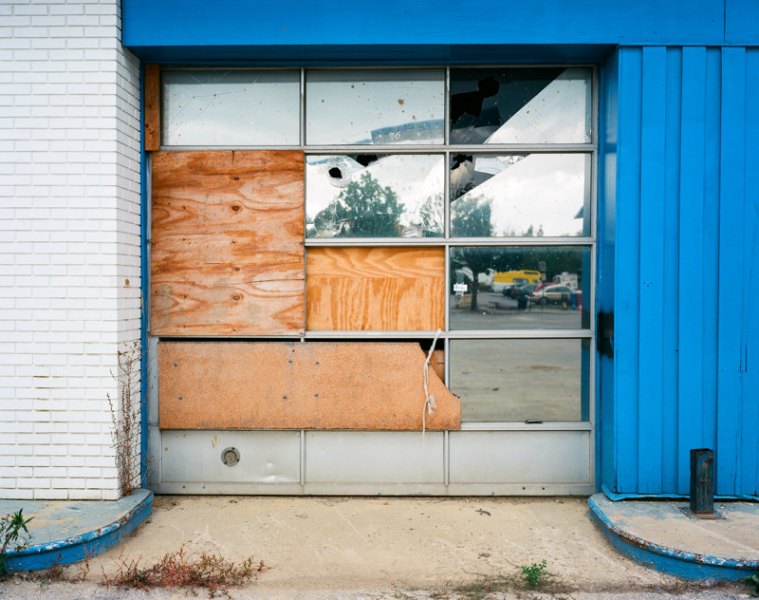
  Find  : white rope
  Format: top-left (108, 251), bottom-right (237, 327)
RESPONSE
top-left (422, 329), bottom-right (442, 437)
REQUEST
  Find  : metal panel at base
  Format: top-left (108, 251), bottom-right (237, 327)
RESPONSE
top-left (305, 431), bottom-right (444, 484)
top-left (449, 430), bottom-right (590, 484)
top-left (161, 430), bottom-right (301, 484)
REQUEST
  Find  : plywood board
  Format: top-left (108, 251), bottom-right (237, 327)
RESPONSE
top-left (144, 64), bottom-right (160, 151)
top-left (306, 247), bottom-right (444, 331)
top-left (151, 150), bottom-right (305, 336)
top-left (159, 341), bottom-right (460, 430)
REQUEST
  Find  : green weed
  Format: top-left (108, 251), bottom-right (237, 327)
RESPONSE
top-left (0, 509), bottom-right (33, 577)
top-left (520, 559), bottom-right (548, 588)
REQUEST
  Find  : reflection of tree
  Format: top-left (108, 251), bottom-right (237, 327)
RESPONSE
top-left (312, 172), bottom-right (405, 237)
top-left (451, 197), bottom-right (497, 312)
top-left (416, 193), bottom-right (443, 238)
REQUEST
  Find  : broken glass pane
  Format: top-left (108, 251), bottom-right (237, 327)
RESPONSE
top-left (306, 70), bottom-right (445, 145)
top-left (306, 154), bottom-right (444, 238)
top-left (450, 153), bottom-right (590, 237)
top-left (162, 70), bottom-right (300, 146)
top-left (449, 67), bottom-right (592, 145)
top-left (449, 339), bottom-right (590, 422)
top-left (448, 246), bottom-right (590, 330)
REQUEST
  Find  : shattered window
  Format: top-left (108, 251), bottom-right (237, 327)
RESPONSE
top-left (306, 69), bottom-right (445, 145)
top-left (450, 153), bottom-right (591, 237)
top-left (162, 70), bottom-right (300, 146)
top-left (306, 154), bottom-right (444, 238)
top-left (449, 67), bottom-right (592, 145)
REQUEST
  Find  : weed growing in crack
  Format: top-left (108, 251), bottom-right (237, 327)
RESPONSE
top-left (107, 341), bottom-right (141, 497)
top-left (745, 573), bottom-right (759, 597)
top-left (0, 509), bottom-right (33, 577)
top-left (101, 546), bottom-right (266, 597)
top-left (520, 560), bottom-right (548, 589)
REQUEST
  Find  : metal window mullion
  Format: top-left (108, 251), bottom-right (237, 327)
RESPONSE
top-left (162, 143), bottom-right (596, 153)
top-left (445, 330), bottom-right (593, 340)
top-left (304, 238), bottom-right (447, 247)
top-left (300, 68), bottom-right (306, 147)
top-left (446, 237), bottom-right (594, 247)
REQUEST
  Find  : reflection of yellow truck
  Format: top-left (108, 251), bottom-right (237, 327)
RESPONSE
top-left (491, 269), bottom-right (542, 293)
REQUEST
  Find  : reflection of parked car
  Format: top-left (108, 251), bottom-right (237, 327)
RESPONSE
top-left (510, 283), bottom-right (537, 309)
top-left (530, 285), bottom-right (574, 307)
top-left (508, 283), bottom-right (537, 299)
top-left (503, 281), bottom-right (529, 297)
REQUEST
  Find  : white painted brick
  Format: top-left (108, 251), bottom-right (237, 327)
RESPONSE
top-left (1, 0), bottom-right (141, 499)
top-left (33, 489), bottom-right (69, 500)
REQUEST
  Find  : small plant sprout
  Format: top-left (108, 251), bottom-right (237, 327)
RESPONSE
top-left (745, 572), bottom-right (759, 597)
top-left (520, 559), bottom-right (548, 589)
top-left (0, 509), bottom-right (33, 576)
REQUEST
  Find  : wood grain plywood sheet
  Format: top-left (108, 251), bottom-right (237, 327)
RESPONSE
top-left (151, 150), bottom-right (305, 336)
top-left (306, 247), bottom-right (444, 331)
top-left (159, 341), bottom-right (460, 430)
top-left (144, 64), bottom-right (160, 151)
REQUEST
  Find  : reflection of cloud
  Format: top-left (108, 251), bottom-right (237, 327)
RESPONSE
top-left (486, 69), bottom-right (590, 144)
top-left (306, 155), bottom-right (444, 230)
top-left (306, 70), bottom-right (444, 145)
top-left (164, 74), bottom-right (300, 145)
top-left (457, 154), bottom-right (587, 236)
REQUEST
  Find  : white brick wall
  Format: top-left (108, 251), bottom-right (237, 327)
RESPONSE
top-left (0, 0), bottom-right (142, 500)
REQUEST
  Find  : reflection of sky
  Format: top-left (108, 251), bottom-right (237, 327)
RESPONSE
top-left (485, 68), bottom-right (591, 144)
top-left (163, 71), bottom-right (300, 145)
top-left (163, 67), bottom-right (588, 148)
top-left (453, 154), bottom-right (588, 237)
top-left (306, 155), bottom-right (444, 231)
top-left (306, 70), bottom-right (444, 145)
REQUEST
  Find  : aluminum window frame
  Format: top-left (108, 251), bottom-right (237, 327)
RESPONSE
top-left (158, 65), bottom-right (599, 437)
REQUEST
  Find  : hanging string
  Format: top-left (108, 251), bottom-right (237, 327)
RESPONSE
top-left (422, 328), bottom-right (442, 438)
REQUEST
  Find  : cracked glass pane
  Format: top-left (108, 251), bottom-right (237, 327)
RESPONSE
top-left (306, 154), bottom-right (444, 238)
top-left (450, 339), bottom-right (590, 422)
top-left (306, 69), bottom-right (444, 145)
top-left (448, 246), bottom-right (591, 330)
top-left (162, 70), bottom-right (300, 146)
top-left (450, 153), bottom-right (591, 237)
top-left (449, 67), bottom-right (592, 145)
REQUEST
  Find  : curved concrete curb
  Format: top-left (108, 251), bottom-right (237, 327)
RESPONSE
top-left (588, 495), bottom-right (759, 581)
top-left (2, 490), bottom-right (152, 572)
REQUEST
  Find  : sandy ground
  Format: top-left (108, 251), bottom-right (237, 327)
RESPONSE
top-left (1, 496), bottom-right (751, 598)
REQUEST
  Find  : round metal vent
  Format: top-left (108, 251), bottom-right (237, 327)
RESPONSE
top-left (221, 447), bottom-right (240, 467)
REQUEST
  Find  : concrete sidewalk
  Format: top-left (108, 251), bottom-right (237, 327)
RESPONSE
top-left (3, 495), bottom-right (749, 599)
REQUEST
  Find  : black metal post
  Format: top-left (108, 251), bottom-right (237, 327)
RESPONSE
top-left (690, 448), bottom-right (715, 515)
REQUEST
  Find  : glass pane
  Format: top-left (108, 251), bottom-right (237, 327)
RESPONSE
top-left (450, 339), bottom-right (590, 422)
top-left (306, 69), bottom-right (445, 145)
top-left (449, 67), bottom-right (592, 144)
top-left (306, 154), bottom-right (444, 238)
top-left (450, 153), bottom-right (590, 237)
top-left (449, 246), bottom-right (590, 330)
top-left (162, 70), bottom-right (300, 146)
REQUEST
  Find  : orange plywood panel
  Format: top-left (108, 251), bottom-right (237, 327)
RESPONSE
top-left (151, 150), bottom-right (305, 336)
top-left (306, 247), bottom-right (444, 331)
top-left (159, 341), bottom-right (460, 431)
top-left (144, 64), bottom-right (161, 151)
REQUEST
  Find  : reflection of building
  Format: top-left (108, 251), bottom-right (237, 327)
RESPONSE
top-left (1, 0), bottom-right (757, 519)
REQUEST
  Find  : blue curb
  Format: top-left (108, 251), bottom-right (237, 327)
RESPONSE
top-left (588, 495), bottom-right (759, 581)
top-left (2, 490), bottom-right (153, 573)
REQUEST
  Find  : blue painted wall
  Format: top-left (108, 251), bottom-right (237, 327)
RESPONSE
top-left (600, 47), bottom-right (758, 498)
top-left (122, 0), bottom-right (758, 63)
top-left (121, 0), bottom-right (758, 499)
